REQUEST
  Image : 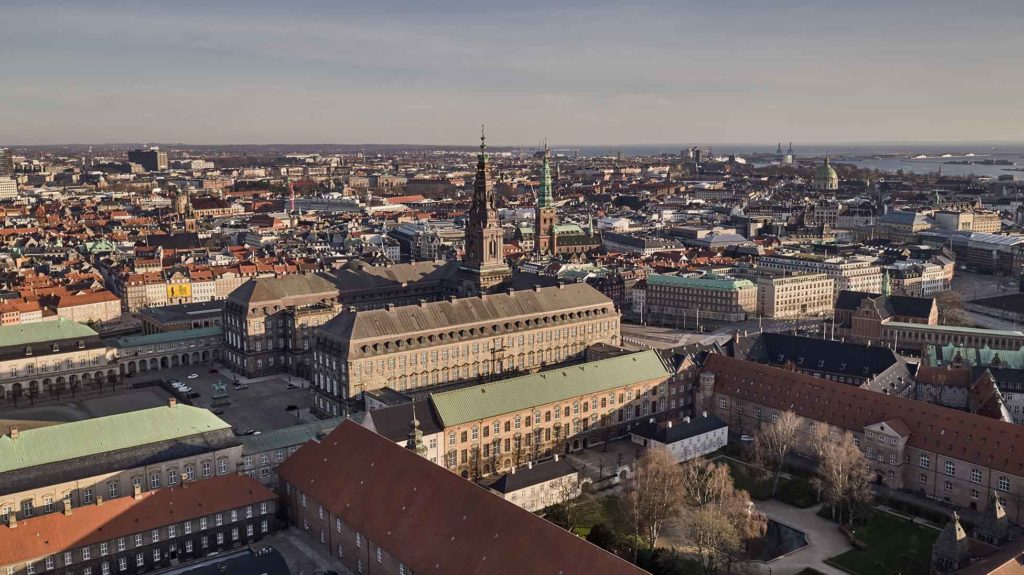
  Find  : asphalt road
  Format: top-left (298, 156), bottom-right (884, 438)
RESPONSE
top-left (952, 270), bottom-right (1018, 302)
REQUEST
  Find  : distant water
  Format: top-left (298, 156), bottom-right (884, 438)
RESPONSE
top-left (574, 143), bottom-right (1024, 178)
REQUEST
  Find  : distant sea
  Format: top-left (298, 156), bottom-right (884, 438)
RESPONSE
top-left (573, 143), bottom-right (1024, 178)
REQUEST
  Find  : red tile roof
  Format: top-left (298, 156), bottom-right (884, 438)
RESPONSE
top-left (0, 475), bottom-right (274, 566)
top-left (278, 420), bottom-right (647, 575)
top-left (704, 354), bottom-right (1024, 476)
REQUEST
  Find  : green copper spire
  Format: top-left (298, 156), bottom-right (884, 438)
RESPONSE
top-left (882, 268), bottom-right (892, 297)
top-left (538, 144), bottom-right (554, 209)
top-left (406, 403), bottom-right (428, 457)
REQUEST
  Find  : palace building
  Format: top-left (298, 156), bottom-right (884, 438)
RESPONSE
top-left (310, 282), bottom-right (620, 416)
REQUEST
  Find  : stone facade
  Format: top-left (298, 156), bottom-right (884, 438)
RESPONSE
top-left (755, 272), bottom-right (834, 319)
top-left (311, 283), bottom-right (620, 417)
top-left (222, 274), bottom-right (340, 378)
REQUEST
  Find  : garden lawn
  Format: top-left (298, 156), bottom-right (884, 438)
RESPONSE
top-left (826, 512), bottom-right (938, 575)
top-left (573, 495), bottom-right (626, 538)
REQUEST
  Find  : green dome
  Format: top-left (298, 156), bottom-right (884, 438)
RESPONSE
top-left (813, 157), bottom-right (839, 190)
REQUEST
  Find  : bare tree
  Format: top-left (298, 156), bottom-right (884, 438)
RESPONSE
top-left (620, 446), bottom-right (685, 555)
top-left (555, 475), bottom-right (585, 534)
top-left (678, 457), bottom-right (767, 574)
top-left (753, 411), bottom-right (799, 497)
top-left (810, 427), bottom-right (873, 525)
top-left (687, 507), bottom-right (738, 574)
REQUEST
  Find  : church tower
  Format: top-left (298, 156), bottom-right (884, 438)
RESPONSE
top-left (459, 127), bottom-right (511, 295)
top-left (535, 145), bottom-right (557, 256)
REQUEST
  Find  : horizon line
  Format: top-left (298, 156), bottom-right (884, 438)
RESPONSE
top-left (4, 139), bottom-right (1024, 149)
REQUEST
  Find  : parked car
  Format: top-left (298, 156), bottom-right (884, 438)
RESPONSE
top-left (233, 383), bottom-right (249, 390)
top-left (187, 373), bottom-right (199, 380)
top-left (178, 386), bottom-right (193, 394)
top-left (212, 409), bottom-right (225, 416)
top-left (168, 379), bottom-right (182, 385)
top-left (285, 383), bottom-right (299, 390)
top-left (208, 368), bottom-right (218, 373)
top-left (186, 392), bottom-right (201, 399)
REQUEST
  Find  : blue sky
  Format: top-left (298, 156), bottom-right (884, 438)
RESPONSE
top-left (3, 0), bottom-right (1022, 145)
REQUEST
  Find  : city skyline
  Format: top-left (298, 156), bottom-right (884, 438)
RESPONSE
top-left (4, 0), bottom-right (1022, 145)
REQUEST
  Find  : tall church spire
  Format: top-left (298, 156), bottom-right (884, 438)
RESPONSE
top-left (459, 127), bottom-right (511, 295)
top-left (538, 144), bottom-right (554, 209)
top-left (534, 143), bottom-right (558, 256)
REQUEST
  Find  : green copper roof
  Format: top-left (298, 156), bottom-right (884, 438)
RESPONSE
top-left (537, 148), bottom-right (554, 209)
top-left (0, 319), bottom-right (98, 347)
top-left (429, 350), bottom-right (671, 428)
top-left (241, 417), bottom-right (345, 454)
top-left (887, 322), bottom-right (1024, 337)
top-left (647, 273), bottom-right (755, 291)
top-left (554, 224), bottom-right (585, 235)
top-left (115, 326), bottom-right (223, 348)
top-left (0, 404), bottom-right (231, 474)
top-left (925, 344), bottom-right (1024, 369)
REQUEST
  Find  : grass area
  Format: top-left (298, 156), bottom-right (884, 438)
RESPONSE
top-left (826, 512), bottom-right (938, 575)
top-left (721, 457), bottom-right (818, 508)
top-left (573, 495), bottom-right (626, 538)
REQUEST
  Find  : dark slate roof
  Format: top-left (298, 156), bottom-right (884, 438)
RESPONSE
top-left (835, 290), bottom-right (874, 312)
top-left (739, 333), bottom-right (901, 378)
top-left (322, 282), bottom-right (611, 344)
top-left (140, 232), bottom-right (202, 250)
top-left (333, 260), bottom-right (460, 293)
top-left (878, 211), bottom-right (933, 226)
top-left (979, 367), bottom-right (1024, 392)
top-left (630, 413), bottom-right (728, 444)
top-left (487, 457), bottom-right (578, 494)
top-left (138, 299), bottom-right (224, 324)
top-left (227, 273), bottom-right (337, 306)
top-left (367, 399), bottom-right (445, 442)
top-left (835, 290), bottom-right (933, 319)
top-left (888, 295), bottom-right (936, 318)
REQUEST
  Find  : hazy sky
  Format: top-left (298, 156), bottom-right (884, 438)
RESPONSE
top-left (4, 0), bottom-right (1022, 146)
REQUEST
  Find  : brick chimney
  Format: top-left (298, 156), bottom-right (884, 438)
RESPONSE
top-left (96, 496), bottom-right (104, 506)
top-left (133, 484), bottom-right (142, 499)
top-left (168, 398), bottom-right (177, 408)
top-left (7, 513), bottom-right (16, 528)
top-left (8, 427), bottom-right (18, 440)
top-left (62, 499), bottom-right (72, 516)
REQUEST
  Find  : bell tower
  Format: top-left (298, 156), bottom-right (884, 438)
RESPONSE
top-left (535, 144), bottom-right (557, 256)
top-left (459, 126), bottom-right (511, 295)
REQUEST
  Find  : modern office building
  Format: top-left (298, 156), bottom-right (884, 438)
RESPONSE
top-left (128, 147), bottom-right (169, 171)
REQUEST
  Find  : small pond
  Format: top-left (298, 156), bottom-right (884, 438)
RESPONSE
top-left (745, 519), bottom-right (808, 561)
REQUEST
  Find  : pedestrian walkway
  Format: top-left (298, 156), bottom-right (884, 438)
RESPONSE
top-left (747, 501), bottom-right (852, 575)
top-left (260, 528), bottom-right (354, 575)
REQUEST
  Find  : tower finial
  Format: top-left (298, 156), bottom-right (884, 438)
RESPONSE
top-left (480, 124), bottom-right (486, 150)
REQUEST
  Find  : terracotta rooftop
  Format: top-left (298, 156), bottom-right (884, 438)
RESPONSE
top-left (278, 420), bottom-right (647, 575)
top-left (704, 354), bottom-right (1024, 476)
top-left (0, 474), bottom-right (274, 565)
